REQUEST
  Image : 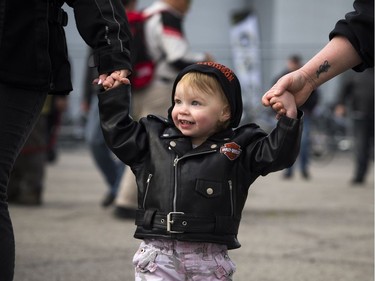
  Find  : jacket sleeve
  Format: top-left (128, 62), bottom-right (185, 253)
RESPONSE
top-left (98, 84), bottom-right (148, 165)
top-left (246, 110), bottom-right (303, 176)
top-left (329, 0), bottom-right (374, 71)
top-left (66, 0), bottom-right (133, 74)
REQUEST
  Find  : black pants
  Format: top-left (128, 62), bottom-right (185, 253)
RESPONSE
top-left (352, 116), bottom-right (374, 181)
top-left (0, 83), bottom-right (47, 280)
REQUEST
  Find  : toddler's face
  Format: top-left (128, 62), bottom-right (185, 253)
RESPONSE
top-left (171, 81), bottom-right (230, 146)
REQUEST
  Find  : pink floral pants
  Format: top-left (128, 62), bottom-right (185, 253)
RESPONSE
top-left (133, 239), bottom-right (236, 281)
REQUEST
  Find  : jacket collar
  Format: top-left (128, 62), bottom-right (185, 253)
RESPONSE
top-left (161, 126), bottom-right (235, 156)
top-left (161, 126), bottom-right (234, 141)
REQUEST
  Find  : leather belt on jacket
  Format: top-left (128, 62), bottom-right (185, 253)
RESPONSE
top-left (135, 209), bottom-right (239, 234)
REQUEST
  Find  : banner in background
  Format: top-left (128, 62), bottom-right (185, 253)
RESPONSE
top-left (230, 11), bottom-right (262, 124)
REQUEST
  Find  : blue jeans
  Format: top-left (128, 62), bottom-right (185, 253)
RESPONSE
top-left (85, 97), bottom-right (125, 196)
top-left (285, 114), bottom-right (311, 175)
top-left (0, 83), bottom-right (47, 281)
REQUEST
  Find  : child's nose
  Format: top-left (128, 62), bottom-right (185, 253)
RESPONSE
top-left (179, 104), bottom-right (189, 114)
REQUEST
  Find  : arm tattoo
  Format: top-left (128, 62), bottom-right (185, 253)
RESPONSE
top-left (316, 60), bottom-right (331, 78)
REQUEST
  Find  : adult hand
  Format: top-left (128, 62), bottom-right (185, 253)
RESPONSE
top-left (262, 69), bottom-right (315, 112)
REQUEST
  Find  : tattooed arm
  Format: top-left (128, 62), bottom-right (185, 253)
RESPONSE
top-left (263, 0), bottom-right (373, 115)
top-left (262, 36), bottom-right (361, 113)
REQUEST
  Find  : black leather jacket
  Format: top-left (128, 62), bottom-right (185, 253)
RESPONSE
top-left (0, 0), bottom-right (132, 94)
top-left (99, 85), bottom-right (303, 249)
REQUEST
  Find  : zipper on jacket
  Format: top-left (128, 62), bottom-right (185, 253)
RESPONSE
top-left (228, 180), bottom-right (234, 216)
top-left (172, 150), bottom-right (217, 212)
top-left (142, 173), bottom-right (153, 209)
top-left (173, 156), bottom-right (179, 211)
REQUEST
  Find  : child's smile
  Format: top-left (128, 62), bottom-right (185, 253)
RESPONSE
top-left (178, 119), bottom-right (195, 129)
top-left (172, 81), bottom-right (230, 146)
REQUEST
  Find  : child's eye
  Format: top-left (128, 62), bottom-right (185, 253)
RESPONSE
top-left (191, 100), bottom-right (200, 106)
top-left (174, 99), bottom-right (181, 104)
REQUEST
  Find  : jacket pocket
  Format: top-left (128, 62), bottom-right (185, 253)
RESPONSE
top-left (195, 179), bottom-right (222, 198)
top-left (214, 250), bottom-right (236, 279)
top-left (142, 173), bottom-right (153, 209)
top-left (132, 242), bottom-right (159, 273)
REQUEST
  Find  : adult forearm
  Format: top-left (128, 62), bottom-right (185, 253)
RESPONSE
top-left (300, 36), bottom-right (362, 90)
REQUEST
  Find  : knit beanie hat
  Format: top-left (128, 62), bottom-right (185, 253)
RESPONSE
top-left (168, 62), bottom-right (243, 128)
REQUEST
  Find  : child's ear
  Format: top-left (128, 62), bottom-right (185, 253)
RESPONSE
top-left (220, 105), bottom-right (231, 122)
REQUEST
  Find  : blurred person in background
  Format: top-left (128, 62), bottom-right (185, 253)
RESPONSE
top-left (0, 0), bottom-right (132, 280)
top-left (81, 59), bottom-right (126, 208)
top-left (334, 68), bottom-right (374, 185)
top-left (45, 96), bottom-right (68, 163)
top-left (263, 0), bottom-right (373, 116)
top-left (7, 96), bottom-right (68, 206)
top-left (113, 0), bottom-right (215, 219)
top-left (274, 55), bottom-right (319, 180)
top-left (81, 0), bottom-right (157, 209)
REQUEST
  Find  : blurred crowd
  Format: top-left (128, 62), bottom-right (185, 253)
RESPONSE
top-left (8, 0), bottom-right (373, 212)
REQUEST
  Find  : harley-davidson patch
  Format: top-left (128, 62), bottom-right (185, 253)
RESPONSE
top-left (220, 142), bottom-right (242, 160)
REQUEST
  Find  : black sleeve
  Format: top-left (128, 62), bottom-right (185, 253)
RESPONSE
top-left (329, 0), bottom-right (374, 71)
top-left (66, 0), bottom-right (133, 74)
top-left (98, 84), bottom-right (149, 165)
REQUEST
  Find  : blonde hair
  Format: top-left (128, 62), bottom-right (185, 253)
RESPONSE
top-left (179, 72), bottom-right (231, 129)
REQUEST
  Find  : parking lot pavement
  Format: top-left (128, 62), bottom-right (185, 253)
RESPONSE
top-left (10, 146), bottom-right (374, 281)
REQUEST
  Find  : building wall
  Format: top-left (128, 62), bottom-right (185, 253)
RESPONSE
top-left (63, 0), bottom-right (355, 123)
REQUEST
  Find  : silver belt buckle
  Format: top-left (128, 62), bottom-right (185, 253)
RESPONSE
top-left (167, 212), bottom-right (184, 233)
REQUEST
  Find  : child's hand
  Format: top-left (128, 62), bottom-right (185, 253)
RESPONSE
top-left (262, 69), bottom-right (315, 108)
top-left (269, 91), bottom-right (297, 119)
top-left (95, 69), bottom-right (131, 90)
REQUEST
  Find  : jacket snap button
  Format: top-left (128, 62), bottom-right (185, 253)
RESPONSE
top-left (170, 141), bottom-right (176, 147)
top-left (206, 188), bottom-right (214, 195)
top-left (182, 221), bottom-right (187, 226)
